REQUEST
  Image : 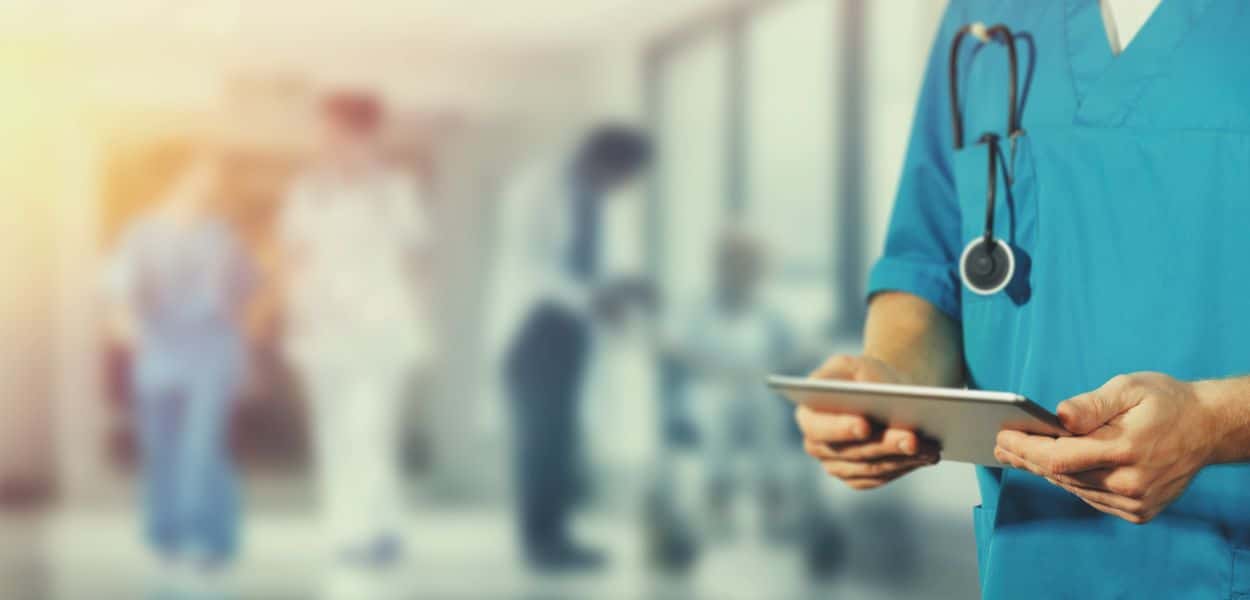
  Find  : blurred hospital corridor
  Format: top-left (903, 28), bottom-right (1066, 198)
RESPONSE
top-left (0, 0), bottom-right (986, 598)
top-left (5, 479), bottom-right (978, 599)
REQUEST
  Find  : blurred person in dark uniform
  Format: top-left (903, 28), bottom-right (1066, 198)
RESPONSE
top-left (488, 125), bottom-right (652, 570)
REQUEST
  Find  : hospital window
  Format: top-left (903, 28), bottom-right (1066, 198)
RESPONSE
top-left (652, 30), bottom-right (729, 306)
top-left (647, 0), bottom-right (861, 339)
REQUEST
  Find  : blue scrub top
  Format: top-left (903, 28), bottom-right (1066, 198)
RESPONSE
top-left (869, 1), bottom-right (1250, 597)
top-left (110, 214), bottom-right (255, 386)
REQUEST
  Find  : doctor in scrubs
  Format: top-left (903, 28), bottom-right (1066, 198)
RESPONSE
top-left (280, 92), bottom-right (432, 565)
top-left (105, 147), bottom-right (253, 573)
top-left (797, 0), bottom-right (1250, 597)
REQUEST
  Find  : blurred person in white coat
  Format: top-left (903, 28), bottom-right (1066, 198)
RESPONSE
top-left (487, 125), bottom-right (652, 570)
top-left (278, 92), bottom-right (433, 566)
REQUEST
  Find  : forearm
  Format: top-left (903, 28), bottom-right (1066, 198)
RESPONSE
top-left (1194, 376), bottom-right (1250, 464)
top-left (862, 292), bottom-right (964, 388)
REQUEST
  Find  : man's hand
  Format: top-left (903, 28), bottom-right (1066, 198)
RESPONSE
top-left (994, 372), bottom-right (1221, 524)
top-left (796, 355), bottom-right (940, 490)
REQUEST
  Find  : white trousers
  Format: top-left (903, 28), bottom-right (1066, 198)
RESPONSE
top-left (301, 364), bottom-right (408, 552)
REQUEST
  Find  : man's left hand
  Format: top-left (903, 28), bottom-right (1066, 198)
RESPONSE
top-left (994, 372), bottom-right (1221, 524)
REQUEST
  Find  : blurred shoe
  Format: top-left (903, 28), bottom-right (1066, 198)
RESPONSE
top-left (364, 534), bottom-right (404, 568)
top-left (645, 520), bottom-right (699, 574)
top-left (704, 486), bottom-right (735, 542)
top-left (336, 534), bottom-right (404, 570)
top-left (526, 542), bottom-right (605, 572)
top-left (187, 555), bottom-right (232, 595)
top-left (803, 518), bottom-right (847, 580)
top-left (759, 482), bottom-right (794, 543)
top-left (145, 553), bottom-right (187, 600)
top-left (642, 485), bottom-right (700, 573)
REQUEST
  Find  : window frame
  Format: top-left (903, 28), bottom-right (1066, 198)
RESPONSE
top-left (643, 0), bottom-right (868, 339)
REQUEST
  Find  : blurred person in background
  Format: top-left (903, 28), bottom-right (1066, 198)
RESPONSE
top-left (103, 143), bottom-right (255, 578)
top-left (278, 91), bottom-right (433, 567)
top-left (665, 228), bottom-right (801, 541)
top-left (489, 124), bottom-right (652, 571)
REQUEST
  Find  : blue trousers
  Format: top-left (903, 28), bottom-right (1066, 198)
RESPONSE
top-left (134, 357), bottom-right (240, 561)
top-left (506, 303), bottom-right (589, 552)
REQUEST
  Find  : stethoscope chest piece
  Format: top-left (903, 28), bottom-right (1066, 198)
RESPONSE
top-left (959, 237), bottom-right (1014, 295)
top-left (950, 21), bottom-right (1026, 296)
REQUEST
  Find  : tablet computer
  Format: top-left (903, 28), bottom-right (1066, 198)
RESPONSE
top-left (768, 375), bottom-right (1067, 465)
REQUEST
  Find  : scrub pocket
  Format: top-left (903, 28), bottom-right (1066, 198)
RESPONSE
top-left (1232, 548), bottom-right (1250, 599)
top-left (971, 504), bottom-right (993, 588)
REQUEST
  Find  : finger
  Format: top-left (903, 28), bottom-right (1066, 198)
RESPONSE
top-left (821, 456), bottom-right (937, 479)
top-left (810, 354), bottom-right (862, 380)
top-left (995, 443), bottom-right (1125, 484)
top-left (994, 445), bottom-right (1074, 486)
top-left (996, 430), bottom-right (1130, 475)
top-left (805, 435), bottom-right (938, 462)
top-left (992, 433), bottom-right (1062, 476)
top-left (795, 405), bottom-right (871, 443)
top-left (993, 446), bottom-right (1042, 476)
top-left (1057, 377), bottom-right (1143, 435)
top-left (1068, 491), bottom-right (1156, 525)
top-left (885, 427), bottom-right (922, 455)
top-left (840, 465), bottom-right (926, 491)
top-left (1046, 467), bottom-right (1117, 492)
top-left (1053, 467), bottom-right (1151, 500)
top-left (804, 439), bottom-right (839, 460)
top-left (1047, 477), bottom-right (1146, 514)
top-left (1055, 391), bottom-right (1114, 435)
top-left (827, 428), bottom-right (938, 460)
top-left (828, 427), bottom-right (913, 458)
top-left (841, 477), bottom-right (894, 491)
top-left (810, 354), bottom-right (897, 384)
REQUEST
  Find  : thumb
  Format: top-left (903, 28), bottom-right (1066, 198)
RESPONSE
top-left (811, 354), bottom-right (862, 380)
top-left (1056, 389), bottom-right (1133, 435)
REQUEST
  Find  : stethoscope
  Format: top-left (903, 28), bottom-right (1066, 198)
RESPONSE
top-left (949, 22), bottom-right (1024, 296)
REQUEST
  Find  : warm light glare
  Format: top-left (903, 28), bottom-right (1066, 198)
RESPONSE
top-left (0, 2), bottom-right (973, 599)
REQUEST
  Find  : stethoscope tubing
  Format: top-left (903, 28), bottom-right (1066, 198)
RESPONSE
top-left (949, 22), bottom-right (1022, 150)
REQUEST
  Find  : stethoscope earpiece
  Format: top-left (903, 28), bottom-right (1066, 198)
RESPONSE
top-left (960, 237), bottom-right (1015, 296)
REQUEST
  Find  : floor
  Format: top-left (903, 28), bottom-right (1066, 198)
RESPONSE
top-left (0, 501), bottom-right (979, 600)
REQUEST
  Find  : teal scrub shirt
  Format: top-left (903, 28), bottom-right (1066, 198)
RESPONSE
top-left (869, 1), bottom-right (1250, 597)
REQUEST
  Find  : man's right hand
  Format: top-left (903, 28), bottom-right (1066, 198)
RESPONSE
top-left (795, 354), bottom-right (940, 490)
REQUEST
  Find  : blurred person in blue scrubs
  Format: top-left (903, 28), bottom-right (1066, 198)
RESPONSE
top-left (667, 228), bottom-right (800, 540)
top-left (104, 144), bottom-right (255, 575)
top-left (796, 1), bottom-right (1250, 597)
top-left (279, 91), bottom-right (433, 567)
top-left (488, 125), bottom-right (652, 571)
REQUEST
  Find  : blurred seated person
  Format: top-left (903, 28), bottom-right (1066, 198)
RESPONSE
top-left (665, 228), bottom-right (802, 539)
top-left (278, 90), bottom-right (434, 567)
top-left (103, 143), bottom-right (255, 575)
top-left (488, 124), bottom-right (652, 571)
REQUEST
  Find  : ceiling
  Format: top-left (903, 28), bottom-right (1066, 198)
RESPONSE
top-left (2, 0), bottom-right (735, 51)
top-left (0, 0), bottom-right (744, 137)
